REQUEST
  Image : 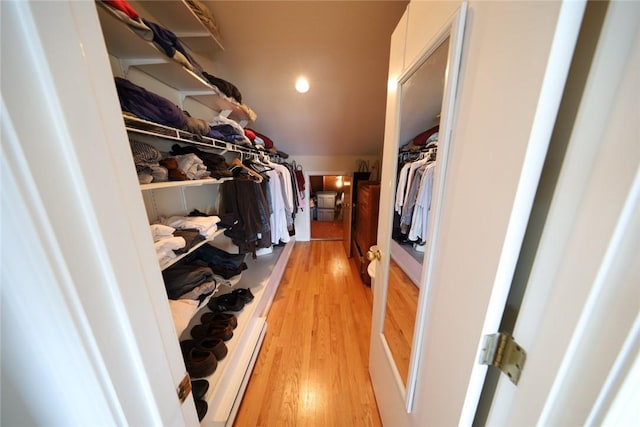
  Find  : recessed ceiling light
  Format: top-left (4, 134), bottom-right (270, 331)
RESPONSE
top-left (295, 77), bottom-right (310, 93)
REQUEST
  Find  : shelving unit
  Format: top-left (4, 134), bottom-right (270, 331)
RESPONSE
top-left (95, 3), bottom-right (296, 424)
top-left (140, 178), bottom-right (231, 191)
top-left (97, 2), bottom-right (254, 124)
top-left (182, 239), bottom-right (295, 427)
top-left (132, 0), bottom-right (225, 53)
top-left (159, 229), bottom-right (225, 271)
top-left (124, 115), bottom-right (257, 158)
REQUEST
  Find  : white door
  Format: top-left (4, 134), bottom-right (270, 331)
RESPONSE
top-left (484, 1), bottom-right (640, 424)
top-left (369, 1), bottom-right (589, 425)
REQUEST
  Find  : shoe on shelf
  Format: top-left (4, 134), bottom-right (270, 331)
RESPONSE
top-left (195, 398), bottom-right (208, 422)
top-left (200, 312), bottom-right (238, 329)
top-left (190, 322), bottom-right (234, 341)
top-left (180, 341), bottom-right (217, 378)
top-left (191, 379), bottom-right (209, 400)
top-left (183, 338), bottom-right (228, 361)
top-left (196, 337), bottom-right (228, 361)
top-left (231, 288), bottom-right (254, 303)
top-left (207, 293), bottom-right (245, 312)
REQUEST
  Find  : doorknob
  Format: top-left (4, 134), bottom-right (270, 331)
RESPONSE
top-left (366, 248), bottom-right (381, 261)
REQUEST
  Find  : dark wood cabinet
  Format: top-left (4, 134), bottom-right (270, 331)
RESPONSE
top-left (353, 181), bottom-right (380, 285)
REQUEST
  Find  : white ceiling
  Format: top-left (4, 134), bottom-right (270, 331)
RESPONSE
top-left (203, 1), bottom-right (408, 157)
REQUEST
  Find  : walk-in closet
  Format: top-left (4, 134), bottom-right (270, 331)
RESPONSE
top-left (3, 1), bottom-right (638, 426)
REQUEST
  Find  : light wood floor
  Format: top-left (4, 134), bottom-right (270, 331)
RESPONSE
top-left (310, 219), bottom-right (344, 240)
top-left (234, 241), bottom-right (381, 427)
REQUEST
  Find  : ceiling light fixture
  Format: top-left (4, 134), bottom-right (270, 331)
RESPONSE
top-left (295, 77), bottom-right (310, 93)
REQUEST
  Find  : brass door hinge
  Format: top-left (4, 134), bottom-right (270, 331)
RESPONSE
top-left (479, 333), bottom-right (526, 385)
top-left (177, 374), bottom-right (191, 403)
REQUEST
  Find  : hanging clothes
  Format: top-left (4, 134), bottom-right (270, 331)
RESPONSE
top-left (394, 148), bottom-right (437, 245)
top-left (408, 162), bottom-right (436, 243)
top-left (219, 179), bottom-right (271, 256)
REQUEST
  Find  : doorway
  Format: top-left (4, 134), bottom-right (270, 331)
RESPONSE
top-left (310, 175), bottom-right (347, 240)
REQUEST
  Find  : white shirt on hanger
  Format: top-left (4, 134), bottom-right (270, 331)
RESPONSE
top-left (409, 162), bottom-right (436, 242)
top-left (266, 169), bottom-right (291, 244)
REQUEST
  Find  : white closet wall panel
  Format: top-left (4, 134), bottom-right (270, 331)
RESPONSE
top-left (404, 1), bottom-right (460, 69)
top-left (127, 67), bottom-right (185, 106)
top-left (184, 96), bottom-right (220, 121)
top-left (143, 186), bottom-right (222, 222)
top-left (2, 0), bottom-right (197, 424)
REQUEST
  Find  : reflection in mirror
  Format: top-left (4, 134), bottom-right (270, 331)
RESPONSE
top-left (382, 36), bottom-right (450, 388)
top-left (383, 259), bottom-right (420, 384)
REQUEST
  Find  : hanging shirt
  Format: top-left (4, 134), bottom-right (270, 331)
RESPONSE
top-left (395, 162), bottom-right (412, 214)
top-left (266, 169), bottom-right (291, 244)
top-left (409, 162), bottom-right (436, 242)
top-left (400, 164), bottom-right (427, 234)
top-left (267, 161), bottom-right (295, 226)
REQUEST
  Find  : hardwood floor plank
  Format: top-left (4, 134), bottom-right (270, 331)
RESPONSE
top-left (234, 241), bottom-right (381, 427)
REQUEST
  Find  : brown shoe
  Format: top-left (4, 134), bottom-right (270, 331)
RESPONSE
top-left (191, 322), bottom-right (234, 341)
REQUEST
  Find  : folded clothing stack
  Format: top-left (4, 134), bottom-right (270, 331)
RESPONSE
top-left (185, 244), bottom-right (248, 279)
top-left (158, 215), bottom-right (220, 240)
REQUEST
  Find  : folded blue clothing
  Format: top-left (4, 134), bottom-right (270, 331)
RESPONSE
top-left (142, 18), bottom-right (201, 72)
top-left (115, 77), bottom-right (187, 129)
top-left (187, 244), bottom-right (247, 270)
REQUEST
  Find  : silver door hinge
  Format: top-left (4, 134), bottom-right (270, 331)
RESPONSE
top-left (479, 333), bottom-right (526, 385)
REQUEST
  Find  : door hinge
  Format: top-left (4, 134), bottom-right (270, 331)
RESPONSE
top-left (479, 333), bottom-right (526, 385)
top-left (177, 374), bottom-right (192, 403)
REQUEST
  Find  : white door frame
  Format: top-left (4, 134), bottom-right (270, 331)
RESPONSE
top-left (305, 170), bottom-right (350, 241)
top-left (1, 1), bottom-right (195, 424)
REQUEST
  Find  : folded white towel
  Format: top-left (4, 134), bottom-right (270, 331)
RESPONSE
top-left (150, 224), bottom-right (175, 242)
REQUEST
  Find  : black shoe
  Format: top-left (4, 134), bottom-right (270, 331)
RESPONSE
top-left (207, 293), bottom-right (245, 312)
top-left (191, 380), bottom-right (209, 400)
top-left (195, 399), bottom-right (208, 421)
top-left (232, 288), bottom-right (254, 303)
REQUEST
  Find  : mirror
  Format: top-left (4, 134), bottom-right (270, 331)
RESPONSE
top-left (382, 36), bottom-right (451, 388)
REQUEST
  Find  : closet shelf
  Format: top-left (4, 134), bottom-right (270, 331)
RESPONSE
top-left (124, 115), bottom-right (258, 158)
top-left (160, 229), bottom-right (225, 271)
top-left (131, 0), bottom-right (225, 53)
top-left (140, 177), bottom-right (231, 192)
top-left (97, 3), bottom-right (254, 123)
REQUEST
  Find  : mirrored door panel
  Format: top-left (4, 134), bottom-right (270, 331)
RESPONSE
top-left (369, 4), bottom-right (467, 418)
top-left (382, 35), bottom-right (450, 389)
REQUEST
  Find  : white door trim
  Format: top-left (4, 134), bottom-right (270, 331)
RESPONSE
top-left (1, 1), bottom-right (195, 424)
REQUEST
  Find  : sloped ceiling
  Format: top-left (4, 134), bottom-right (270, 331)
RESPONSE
top-left (203, 1), bottom-right (408, 157)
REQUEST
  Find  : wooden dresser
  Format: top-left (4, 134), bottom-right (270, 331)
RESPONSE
top-left (353, 181), bottom-right (380, 285)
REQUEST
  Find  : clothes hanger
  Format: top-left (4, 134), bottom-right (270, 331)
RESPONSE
top-left (229, 157), bottom-right (263, 182)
